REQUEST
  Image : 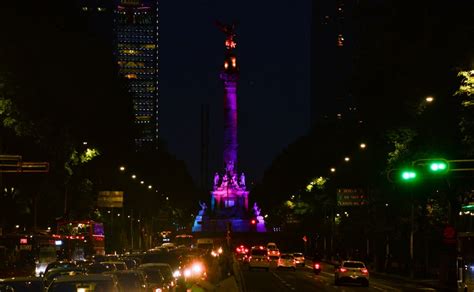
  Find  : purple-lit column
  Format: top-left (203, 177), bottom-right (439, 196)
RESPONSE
top-left (221, 73), bottom-right (238, 170)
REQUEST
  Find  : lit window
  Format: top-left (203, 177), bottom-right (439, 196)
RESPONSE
top-left (125, 74), bottom-right (137, 79)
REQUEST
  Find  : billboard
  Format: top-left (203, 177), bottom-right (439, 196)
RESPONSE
top-left (97, 191), bottom-right (123, 208)
top-left (337, 188), bottom-right (368, 207)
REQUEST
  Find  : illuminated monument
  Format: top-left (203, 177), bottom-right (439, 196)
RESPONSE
top-left (193, 23), bottom-right (265, 233)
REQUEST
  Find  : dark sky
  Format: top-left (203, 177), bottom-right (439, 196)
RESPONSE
top-left (158, 0), bottom-right (312, 185)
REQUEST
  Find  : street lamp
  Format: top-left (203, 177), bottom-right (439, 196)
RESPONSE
top-left (119, 166), bottom-right (126, 171)
top-left (344, 157), bottom-right (350, 162)
top-left (360, 143), bottom-right (367, 149)
top-left (148, 185), bottom-right (152, 189)
top-left (330, 167), bottom-right (336, 173)
top-left (425, 96), bottom-right (434, 103)
top-left (140, 181), bottom-right (144, 185)
top-left (131, 174), bottom-right (137, 179)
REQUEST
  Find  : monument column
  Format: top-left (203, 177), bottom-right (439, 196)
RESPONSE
top-left (222, 75), bottom-right (238, 169)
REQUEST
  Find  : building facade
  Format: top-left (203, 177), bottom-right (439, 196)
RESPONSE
top-left (115, 0), bottom-right (159, 149)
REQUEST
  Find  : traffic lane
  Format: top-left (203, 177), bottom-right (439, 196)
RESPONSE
top-left (242, 268), bottom-right (291, 292)
top-left (305, 262), bottom-right (436, 291)
top-left (275, 267), bottom-right (387, 292)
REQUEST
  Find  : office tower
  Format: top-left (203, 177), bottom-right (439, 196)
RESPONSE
top-left (115, 0), bottom-right (159, 149)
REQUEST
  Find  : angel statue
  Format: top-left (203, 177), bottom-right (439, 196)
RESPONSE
top-left (213, 172), bottom-right (220, 187)
top-left (239, 172), bottom-right (246, 187)
top-left (198, 201), bottom-right (207, 216)
top-left (253, 202), bottom-right (261, 217)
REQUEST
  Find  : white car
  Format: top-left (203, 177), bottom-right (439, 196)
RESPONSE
top-left (266, 242), bottom-right (280, 260)
top-left (334, 261), bottom-right (369, 286)
top-left (248, 246), bottom-right (270, 271)
top-left (277, 254), bottom-right (296, 270)
top-left (292, 253), bottom-right (305, 267)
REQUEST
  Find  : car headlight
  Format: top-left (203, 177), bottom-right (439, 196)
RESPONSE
top-left (183, 268), bottom-right (192, 278)
top-left (173, 270), bottom-right (181, 278)
top-left (192, 263), bottom-right (203, 274)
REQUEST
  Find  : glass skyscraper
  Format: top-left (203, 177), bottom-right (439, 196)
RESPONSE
top-left (115, 0), bottom-right (159, 149)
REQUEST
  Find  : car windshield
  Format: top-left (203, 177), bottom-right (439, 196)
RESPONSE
top-left (343, 262), bottom-right (365, 268)
top-left (281, 255), bottom-right (293, 259)
top-left (155, 266), bottom-right (172, 280)
top-left (293, 253), bottom-right (303, 257)
top-left (139, 269), bottom-right (164, 284)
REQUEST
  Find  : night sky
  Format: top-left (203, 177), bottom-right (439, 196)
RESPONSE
top-left (158, 0), bottom-right (312, 185)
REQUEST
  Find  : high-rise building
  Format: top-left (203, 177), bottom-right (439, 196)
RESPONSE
top-left (115, 0), bottom-right (159, 149)
top-left (311, 0), bottom-right (357, 125)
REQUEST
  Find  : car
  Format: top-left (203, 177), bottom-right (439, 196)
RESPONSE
top-left (44, 261), bottom-right (76, 275)
top-left (86, 262), bottom-right (117, 274)
top-left (277, 254), bottom-right (296, 270)
top-left (248, 246), bottom-right (270, 271)
top-left (43, 267), bottom-right (86, 288)
top-left (334, 260), bottom-right (369, 286)
top-left (0, 276), bottom-right (44, 292)
top-left (105, 270), bottom-right (147, 292)
top-left (292, 252), bottom-right (305, 267)
top-left (46, 274), bottom-right (120, 292)
top-left (139, 263), bottom-right (176, 291)
top-left (266, 243), bottom-right (280, 260)
top-left (100, 261), bottom-right (128, 271)
top-left (137, 264), bottom-right (169, 292)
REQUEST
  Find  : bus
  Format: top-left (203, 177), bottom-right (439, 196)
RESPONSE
top-left (55, 220), bottom-right (105, 260)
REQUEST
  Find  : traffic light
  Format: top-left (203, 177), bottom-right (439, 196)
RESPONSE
top-left (250, 219), bottom-right (256, 225)
top-left (428, 160), bottom-right (449, 173)
top-left (401, 169), bottom-right (418, 182)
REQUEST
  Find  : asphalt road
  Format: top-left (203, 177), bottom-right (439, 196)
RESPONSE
top-left (241, 262), bottom-right (438, 292)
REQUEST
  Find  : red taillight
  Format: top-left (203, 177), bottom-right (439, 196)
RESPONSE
top-left (361, 268), bottom-right (368, 274)
top-left (314, 263), bottom-right (320, 269)
top-left (339, 268), bottom-right (347, 273)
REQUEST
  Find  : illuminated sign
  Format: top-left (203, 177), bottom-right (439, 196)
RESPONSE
top-left (20, 238), bottom-right (28, 244)
top-left (337, 188), bottom-right (368, 206)
top-left (55, 240), bottom-right (63, 246)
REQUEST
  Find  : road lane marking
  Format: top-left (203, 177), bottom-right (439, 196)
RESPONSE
top-left (271, 271), bottom-right (296, 291)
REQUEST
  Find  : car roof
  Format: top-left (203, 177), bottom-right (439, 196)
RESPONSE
top-left (0, 277), bottom-right (42, 282)
top-left (342, 260), bottom-right (365, 264)
top-left (53, 274), bottom-right (115, 283)
top-left (139, 263), bottom-right (171, 268)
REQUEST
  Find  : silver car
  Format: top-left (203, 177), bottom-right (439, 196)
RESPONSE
top-left (277, 254), bottom-right (296, 270)
top-left (292, 253), bottom-right (305, 267)
top-left (334, 260), bottom-right (369, 286)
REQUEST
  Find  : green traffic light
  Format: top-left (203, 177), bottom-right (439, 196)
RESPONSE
top-left (401, 170), bottom-right (417, 181)
top-left (429, 161), bottom-right (448, 172)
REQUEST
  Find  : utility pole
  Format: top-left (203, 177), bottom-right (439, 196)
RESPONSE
top-left (130, 209), bottom-right (134, 250)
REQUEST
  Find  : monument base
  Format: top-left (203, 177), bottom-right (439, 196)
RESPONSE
top-left (192, 217), bottom-right (265, 233)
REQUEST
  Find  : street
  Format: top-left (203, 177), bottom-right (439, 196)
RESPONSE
top-left (241, 262), bottom-right (437, 292)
